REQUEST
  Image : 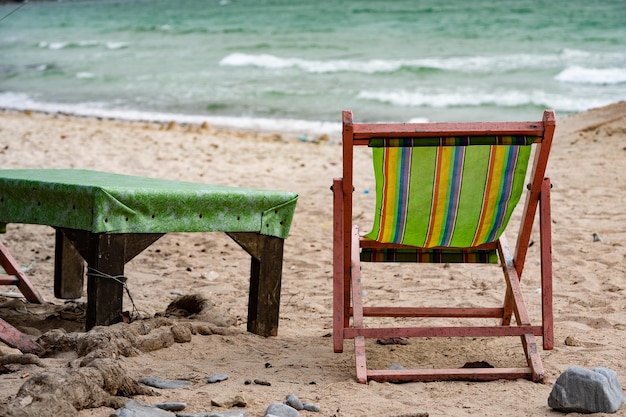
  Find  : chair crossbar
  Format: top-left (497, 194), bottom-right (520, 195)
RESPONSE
top-left (352, 122), bottom-right (545, 140)
top-left (359, 306), bottom-right (504, 318)
top-left (344, 325), bottom-right (544, 339)
top-left (0, 275), bottom-right (19, 286)
top-left (367, 367), bottom-right (534, 383)
top-left (366, 136), bottom-right (540, 147)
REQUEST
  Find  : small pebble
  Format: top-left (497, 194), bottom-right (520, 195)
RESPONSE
top-left (285, 393), bottom-right (303, 410)
top-left (565, 335), bottom-right (581, 347)
top-left (207, 373), bottom-right (229, 383)
top-left (138, 376), bottom-right (191, 389)
top-left (112, 400), bottom-right (174, 416)
top-left (154, 402), bottom-right (186, 411)
top-left (303, 403), bottom-right (321, 412)
top-left (254, 379), bottom-right (271, 386)
top-left (211, 394), bottom-right (247, 408)
top-left (265, 402), bottom-right (299, 417)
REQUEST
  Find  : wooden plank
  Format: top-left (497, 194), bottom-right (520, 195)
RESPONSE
top-left (514, 110), bottom-right (556, 276)
top-left (352, 120), bottom-right (545, 140)
top-left (229, 233), bottom-right (284, 337)
top-left (0, 275), bottom-right (19, 286)
top-left (332, 178), bottom-right (345, 353)
top-left (122, 233), bottom-right (164, 263)
top-left (361, 306), bottom-right (504, 318)
top-left (367, 367), bottom-right (533, 383)
top-left (540, 177), bottom-right (554, 350)
top-left (226, 232), bottom-right (261, 259)
top-left (354, 336), bottom-right (367, 384)
top-left (344, 325), bottom-right (543, 339)
top-left (0, 318), bottom-right (42, 354)
top-left (54, 229), bottom-right (85, 299)
top-left (0, 241), bottom-right (43, 303)
top-left (85, 233), bottom-right (127, 329)
top-left (55, 230), bottom-right (162, 300)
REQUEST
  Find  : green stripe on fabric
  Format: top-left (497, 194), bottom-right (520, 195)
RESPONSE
top-left (369, 136), bottom-right (540, 147)
top-left (365, 145), bottom-right (531, 248)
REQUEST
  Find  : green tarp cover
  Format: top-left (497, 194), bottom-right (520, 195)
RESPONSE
top-left (0, 169), bottom-right (298, 239)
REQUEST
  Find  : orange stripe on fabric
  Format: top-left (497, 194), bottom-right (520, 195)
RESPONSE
top-left (424, 147), bottom-right (448, 247)
top-left (380, 148), bottom-right (398, 242)
top-left (473, 147), bottom-right (506, 245)
top-left (472, 147), bottom-right (497, 245)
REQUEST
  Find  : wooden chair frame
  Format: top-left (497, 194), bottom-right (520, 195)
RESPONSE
top-left (0, 240), bottom-right (44, 354)
top-left (333, 110), bottom-right (556, 383)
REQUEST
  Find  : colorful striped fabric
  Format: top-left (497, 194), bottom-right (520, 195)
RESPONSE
top-left (360, 247), bottom-right (498, 263)
top-left (369, 136), bottom-right (539, 147)
top-left (365, 142), bottom-right (531, 248)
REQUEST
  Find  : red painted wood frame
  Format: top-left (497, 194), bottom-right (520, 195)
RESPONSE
top-left (333, 110), bottom-right (556, 383)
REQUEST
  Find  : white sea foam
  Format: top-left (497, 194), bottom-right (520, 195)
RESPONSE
top-left (37, 40), bottom-right (127, 50)
top-left (358, 88), bottom-right (616, 112)
top-left (38, 41), bottom-right (69, 50)
top-left (555, 66), bottom-right (626, 85)
top-left (219, 51), bottom-right (590, 74)
top-left (0, 92), bottom-right (341, 137)
top-left (106, 41), bottom-right (129, 50)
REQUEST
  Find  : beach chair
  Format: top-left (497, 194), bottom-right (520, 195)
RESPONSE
top-left (0, 236), bottom-right (44, 353)
top-left (332, 110), bottom-right (555, 383)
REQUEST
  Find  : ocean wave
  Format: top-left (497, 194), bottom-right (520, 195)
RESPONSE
top-left (219, 51), bottom-right (606, 74)
top-left (555, 66), bottom-right (626, 85)
top-left (358, 88), bottom-right (616, 112)
top-left (0, 92), bottom-right (341, 136)
top-left (37, 40), bottom-right (129, 50)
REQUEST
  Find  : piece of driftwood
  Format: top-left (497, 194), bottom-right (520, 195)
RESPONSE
top-left (0, 301), bottom-right (236, 417)
top-left (0, 357), bottom-right (157, 417)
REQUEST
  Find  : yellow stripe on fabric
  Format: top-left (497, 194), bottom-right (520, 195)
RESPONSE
top-left (379, 147), bottom-right (399, 242)
top-left (473, 146), bottom-right (507, 245)
top-left (424, 147), bottom-right (452, 247)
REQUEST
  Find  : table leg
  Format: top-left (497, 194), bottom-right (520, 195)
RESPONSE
top-left (54, 229), bottom-right (85, 299)
top-left (85, 233), bottom-right (127, 329)
top-left (55, 229), bottom-right (164, 330)
top-left (227, 233), bottom-right (285, 337)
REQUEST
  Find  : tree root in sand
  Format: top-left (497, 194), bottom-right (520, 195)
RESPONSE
top-left (0, 294), bottom-right (236, 416)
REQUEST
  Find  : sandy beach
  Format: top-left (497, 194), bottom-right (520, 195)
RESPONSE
top-left (0, 103), bottom-right (625, 416)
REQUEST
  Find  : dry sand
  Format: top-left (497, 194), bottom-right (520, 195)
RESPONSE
top-left (0, 102), bottom-right (624, 416)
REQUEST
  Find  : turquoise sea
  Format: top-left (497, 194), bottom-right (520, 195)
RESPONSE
top-left (1, 0), bottom-right (625, 135)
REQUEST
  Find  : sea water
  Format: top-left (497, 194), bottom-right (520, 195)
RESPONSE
top-left (1, 0), bottom-right (624, 135)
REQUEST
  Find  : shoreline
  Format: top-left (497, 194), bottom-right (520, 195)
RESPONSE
top-left (0, 102), bottom-right (343, 139)
top-left (0, 102), bottom-right (625, 416)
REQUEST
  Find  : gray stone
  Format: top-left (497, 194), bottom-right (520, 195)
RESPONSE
top-left (138, 376), bottom-right (192, 389)
top-left (265, 402), bottom-right (300, 417)
top-left (154, 402), bottom-right (186, 411)
top-left (207, 373), bottom-right (229, 383)
top-left (177, 412), bottom-right (248, 417)
top-left (211, 393), bottom-right (247, 408)
top-left (285, 393), bottom-right (303, 410)
top-left (548, 366), bottom-right (626, 413)
top-left (112, 400), bottom-right (176, 416)
top-left (302, 403), bottom-right (321, 412)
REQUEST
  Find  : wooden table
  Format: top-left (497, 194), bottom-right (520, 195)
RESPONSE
top-left (0, 169), bottom-right (298, 337)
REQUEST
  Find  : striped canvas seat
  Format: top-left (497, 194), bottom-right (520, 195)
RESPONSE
top-left (361, 140), bottom-right (533, 263)
top-left (333, 110), bottom-right (556, 384)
